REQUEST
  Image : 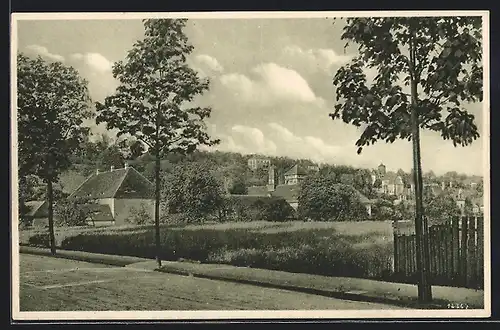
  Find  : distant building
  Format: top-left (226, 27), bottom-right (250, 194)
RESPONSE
top-left (69, 164), bottom-right (155, 226)
top-left (248, 163), bottom-right (373, 215)
top-left (283, 164), bottom-right (307, 185)
top-left (23, 200), bottom-right (49, 227)
top-left (371, 163), bottom-right (405, 197)
top-left (307, 164), bottom-right (320, 172)
top-left (247, 156), bottom-right (271, 170)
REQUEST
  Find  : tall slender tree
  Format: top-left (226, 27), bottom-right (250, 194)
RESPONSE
top-left (17, 54), bottom-right (92, 254)
top-left (96, 19), bottom-right (218, 267)
top-left (332, 17), bottom-right (482, 303)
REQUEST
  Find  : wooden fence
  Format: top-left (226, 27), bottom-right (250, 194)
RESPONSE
top-left (393, 216), bottom-right (484, 289)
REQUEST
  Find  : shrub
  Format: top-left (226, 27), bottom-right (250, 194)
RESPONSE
top-left (54, 198), bottom-right (91, 227)
top-left (57, 223), bottom-right (393, 280)
top-left (162, 162), bottom-right (224, 223)
top-left (298, 179), bottom-right (367, 221)
top-left (222, 196), bottom-right (295, 222)
top-left (126, 203), bottom-right (153, 225)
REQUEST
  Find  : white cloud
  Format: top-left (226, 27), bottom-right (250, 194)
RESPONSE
top-left (195, 54), bottom-right (224, 72)
top-left (267, 122), bottom-right (342, 163)
top-left (231, 125), bottom-right (277, 155)
top-left (25, 45), bottom-right (65, 62)
top-left (210, 122), bottom-right (348, 164)
top-left (282, 45), bottom-right (351, 73)
top-left (70, 52), bottom-right (113, 73)
top-left (220, 63), bottom-right (322, 106)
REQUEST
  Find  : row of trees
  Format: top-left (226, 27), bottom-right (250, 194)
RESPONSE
top-left (17, 19), bottom-right (218, 262)
top-left (18, 17), bottom-right (483, 300)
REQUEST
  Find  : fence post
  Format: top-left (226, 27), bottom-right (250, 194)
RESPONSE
top-left (467, 216), bottom-right (477, 287)
top-left (451, 216), bottom-right (460, 283)
top-left (429, 226), bottom-right (436, 279)
top-left (393, 225), bottom-right (399, 274)
top-left (404, 234), bottom-right (410, 278)
top-left (445, 221), bottom-right (452, 281)
top-left (477, 216), bottom-right (484, 289)
top-left (460, 216), bottom-right (469, 287)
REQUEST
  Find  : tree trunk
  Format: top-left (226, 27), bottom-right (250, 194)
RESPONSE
top-left (154, 153), bottom-right (162, 268)
top-left (47, 180), bottom-right (56, 255)
top-left (409, 29), bottom-right (432, 303)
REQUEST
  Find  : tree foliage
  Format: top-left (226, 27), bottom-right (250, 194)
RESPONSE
top-left (95, 19), bottom-right (219, 156)
top-left (228, 177), bottom-right (248, 195)
top-left (17, 54), bottom-right (93, 181)
top-left (332, 17), bottom-right (482, 153)
top-left (17, 53), bottom-right (92, 251)
top-left (423, 192), bottom-right (461, 222)
top-left (95, 19), bottom-right (218, 265)
top-left (298, 174), bottom-right (367, 221)
top-left (162, 162), bottom-right (224, 222)
top-left (98, 144), bottom-right (126, 170)
top-left (129, 140), bottom-right (146, 160)
top-left (54, 198), bottom-right (92, 227)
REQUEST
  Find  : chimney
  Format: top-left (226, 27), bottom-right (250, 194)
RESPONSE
top-left (96, 168), bottom-right (100, 175)
top-left (110, 165), bottom-right (114, 172)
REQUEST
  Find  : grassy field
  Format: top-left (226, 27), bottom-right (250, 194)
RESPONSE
top-left (20, 220), bottom-right (395, 245)
top-left (20, 220), bottom-right (395, 281)
top-left (19, 254), bottom-right (399, 311)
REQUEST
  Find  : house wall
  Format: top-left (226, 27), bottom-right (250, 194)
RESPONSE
top-left (395, 183), bottom-right (404, 196)
top-left (113, 198), bottom-right (155, 225)
top-left (284, 174), bottom-right (304, 185)
top-left (365, 204), bottom-right (372, 217)
top-left (97, 198), bottom-right (114, 216)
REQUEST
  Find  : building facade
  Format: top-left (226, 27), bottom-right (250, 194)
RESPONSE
top-left (247, 156), bottom-right (271, 170)
top-left (69, 165), bottom-right (155, 226)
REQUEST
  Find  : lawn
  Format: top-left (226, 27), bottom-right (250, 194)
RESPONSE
top-left (19, 254), bottom-right (398, 311)
top-left (20, 220), bottom-right (396, 282)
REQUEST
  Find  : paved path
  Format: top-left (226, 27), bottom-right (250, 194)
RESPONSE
top-left (19, 254), bottom-right (402, 311)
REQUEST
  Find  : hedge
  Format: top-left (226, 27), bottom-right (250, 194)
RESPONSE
top-left (28, 225), bottom-right (394, 280)
top-left (222, 195), bottom-right (296, 222)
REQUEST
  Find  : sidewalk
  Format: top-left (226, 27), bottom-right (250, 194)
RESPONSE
top-left (19, 246), bottom-right (484, 309)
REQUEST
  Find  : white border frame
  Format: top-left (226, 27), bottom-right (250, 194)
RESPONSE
top-left (10, 10), bottom-right (491, 321)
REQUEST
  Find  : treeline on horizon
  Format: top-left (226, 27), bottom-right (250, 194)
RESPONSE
top-left (64, 133), bottom-right (483, 194)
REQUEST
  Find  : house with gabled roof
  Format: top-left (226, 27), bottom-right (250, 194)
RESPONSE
top-left (69, 164), bottom-right (155, 226)
top-left (283, 164), bottom-right (307, 185)
top-left (371, 163), bottom-right (406, 197)
top-left (23, 200), bottom-right (49, 227)
top-left (247, 163), bottom-right (374, 216)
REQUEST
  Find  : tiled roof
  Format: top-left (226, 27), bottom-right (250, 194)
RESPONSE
top-left (247, 186), bottom-right (270, 196)
top-left (271, 184), bottom-right (300, 202)
top-left (248, 184), bottom-right (372, 205)
top-left (381, 171), bottom-right (398, 182)
top-left (284, 164), bottom-right (307, 176)
top-left (83, 204), bottom-right (114, 222)
top-left (56, 170), bottom-right (89, 194)
top-left (24, 200), bottom-right (48, 217)
top-left (355, 190), bottom-right (373, 204)
top-left (70, 167), bottom-right (154, 199)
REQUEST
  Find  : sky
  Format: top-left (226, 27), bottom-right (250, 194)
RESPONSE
top-left (15, 16), bottom-right (486, 176)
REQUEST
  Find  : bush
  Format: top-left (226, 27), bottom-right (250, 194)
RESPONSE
top-left (222, 196), bottom-right (295, 222)
top-left (126, 203), bottom-right (153, 225)
top-left (54, 198), bottom-right (92, 227)
top-left (162, 162), bottom-right (224, 222)
top-left (298, 178), bottom-right (367, 221)
top-left (56, 224), bottom-right (393, 280)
